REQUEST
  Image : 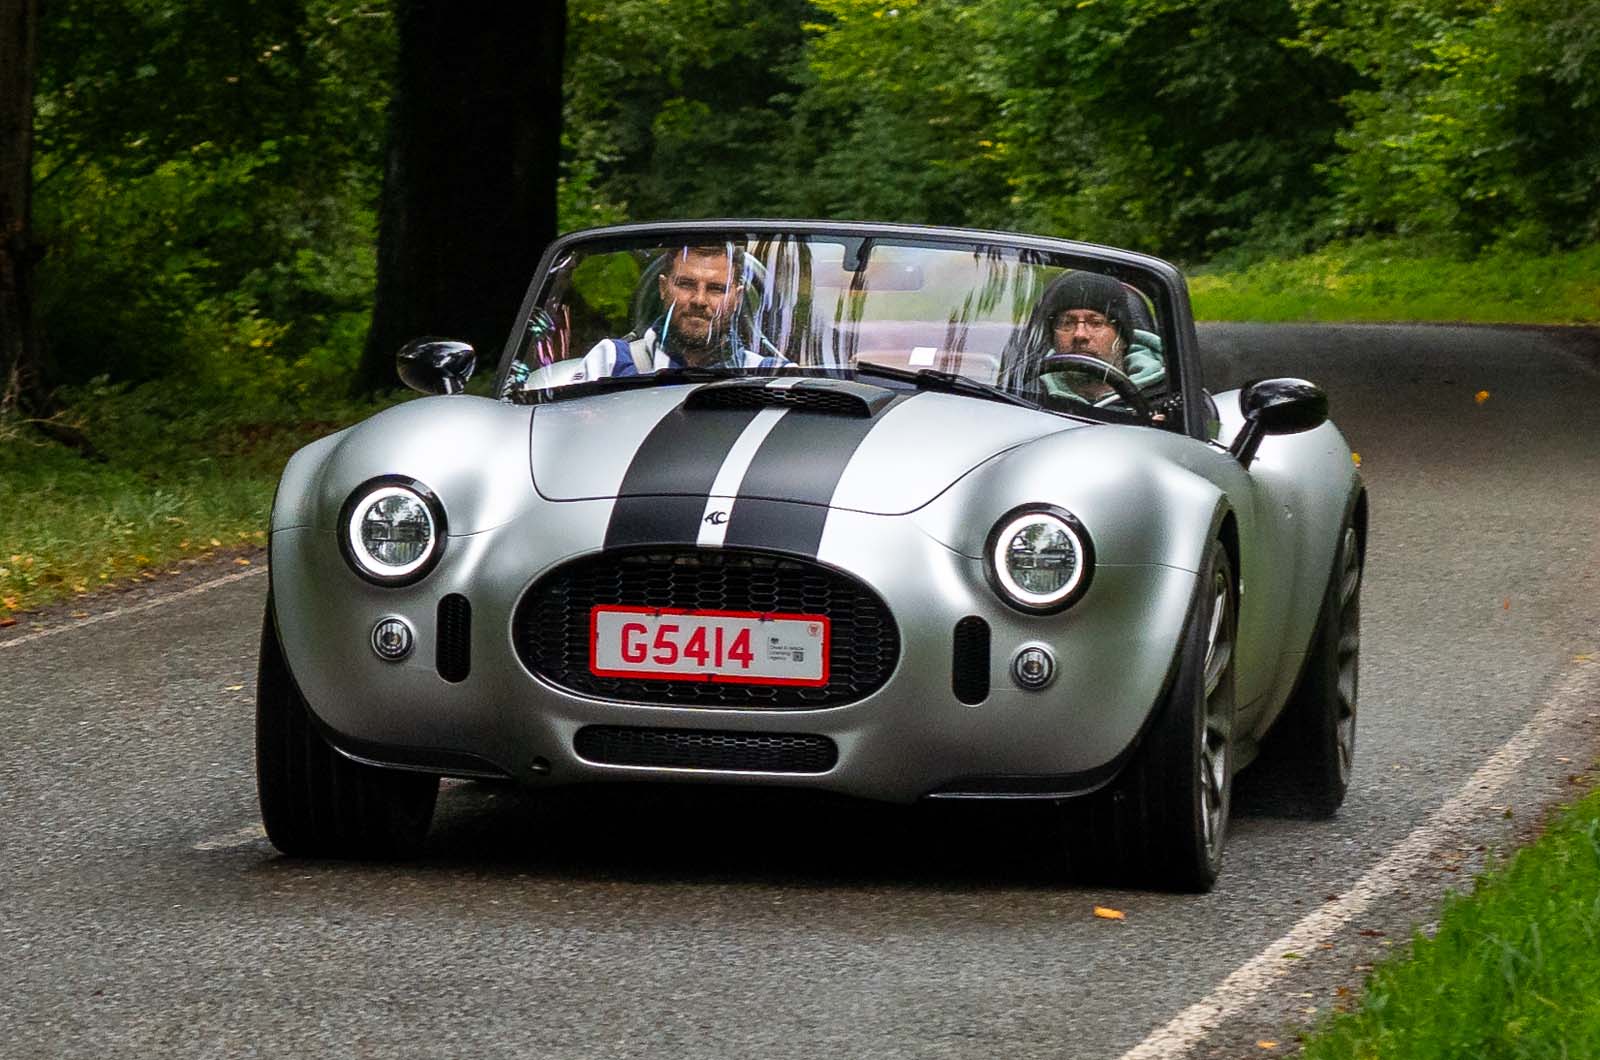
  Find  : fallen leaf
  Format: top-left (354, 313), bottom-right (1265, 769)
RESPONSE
top-left (1280, 951), bottom-right (1301, 960)
top-left (0, 617), bottom-right (16, 628)
top-left (1475, 389), bottom-right (1491, 404)
top-left (1093, 906), bottom-right (1125, 921)
top-left (1576, 654), bottom-right (1593, 663)
top-left (1358, 929), bottom-right (1385, 937)
top-left (209, 538), bottom-right (222, 547)
top-left (224, 684), bottom-right (244, 692)
top-left (1257, 1043), bottom-right (1278, 1050)
top-left (234, 558), bottom-right (251, 566)
top-left (1502, 598), bottom-right (1511, 610)
top-left (1350, 451), bottom-right (1361, 467)
top-left (70, 610), bottom-right (89, 618)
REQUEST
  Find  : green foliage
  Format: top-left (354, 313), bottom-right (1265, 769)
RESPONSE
top-left (31, 0), bottom-right (393, 391)
top-left (557, 0), bottom-right (1600, 263)
top-left (1190, 238), bottom-right (1600, 323)
top-left (576, 0), bottom-right (1354, 258)
top-left (1295, 0), bottom-right (1600, 251)
top-left (0, 379), bottom-right (399, 614)
top-left (563, 0), bottom-right (816, 224)
top-left (1300, 788), bottom-right (1600, 1059)
top-left (974, 0), bottom-right (1355, 257)
top-left (787, 1), bottom-right (1013, 225)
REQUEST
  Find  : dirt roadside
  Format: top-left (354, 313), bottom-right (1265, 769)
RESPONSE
top-left (0, 543), bottom-right (268, 644)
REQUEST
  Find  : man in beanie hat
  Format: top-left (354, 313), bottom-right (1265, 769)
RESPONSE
top-left (1011, 270), bottom-right (1166, 403)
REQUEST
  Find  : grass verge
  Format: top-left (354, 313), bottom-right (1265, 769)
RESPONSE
top-left (1298, 784), bottom-right (1600, 1059)
top-left (1190, 240), bottom-right (1600, 325)
top-left (0, 381), bottom-right (395, 620)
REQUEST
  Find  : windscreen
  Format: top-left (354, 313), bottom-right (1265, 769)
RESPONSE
top-left (505, 233), bottom-right (1170, 413)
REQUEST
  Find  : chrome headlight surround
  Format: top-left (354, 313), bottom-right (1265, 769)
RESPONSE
top-left (984, 504), bottom-right (1094, 614)
top-left (339, 476), bottom-right (447, 586)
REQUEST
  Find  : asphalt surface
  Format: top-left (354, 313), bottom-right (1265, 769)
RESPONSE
top-left (4, 324), bottom-right (1600, 1059)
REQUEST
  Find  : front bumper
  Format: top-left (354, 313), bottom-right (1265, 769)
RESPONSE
top-left (270, 500), bottom-right (1196, 803)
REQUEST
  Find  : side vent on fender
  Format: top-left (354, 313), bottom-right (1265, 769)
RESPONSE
top-left (437, 594), bottom-right (471, 683)
top-left (952, 616), bottom-right (990, 705)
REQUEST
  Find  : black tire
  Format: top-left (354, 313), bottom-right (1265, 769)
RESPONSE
top-left (256, 600), bottom-right (438, 858)
top-left (1257, 520), bottom-right (1362, 817)
top-left (1068, 538), bottom-right (1237, 892)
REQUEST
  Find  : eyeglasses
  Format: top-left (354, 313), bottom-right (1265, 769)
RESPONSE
top-left (1054, 313), bottom-right (1113, 332)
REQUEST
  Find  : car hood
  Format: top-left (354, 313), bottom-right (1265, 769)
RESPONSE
top-left (529, 378), bottom-right (1081, 515)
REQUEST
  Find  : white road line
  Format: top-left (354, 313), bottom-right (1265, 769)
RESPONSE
top-left (1118, 658), bottom-right (1600, 1060)
top-left (191, 823), bottom-right (268, 851)
top-left (0, 567), bottom-right (267, 650)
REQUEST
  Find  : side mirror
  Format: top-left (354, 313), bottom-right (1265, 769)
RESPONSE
top-left (1229, 378), bottom-right (1328, 468)
top-left (397, 338), bottom-right (476, 395)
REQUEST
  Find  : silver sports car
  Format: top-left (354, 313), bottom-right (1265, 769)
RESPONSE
top-left (259, 220), bottom-right (1366, 890)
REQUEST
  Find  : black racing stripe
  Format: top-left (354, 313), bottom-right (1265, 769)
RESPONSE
top-left (722, 497), bottom-right (830, 556)
top-left (604, 496), bottom-right (717, 549)
top-left (603, 397), bottom-right (763, 548)
top-left (724, 394), bottom-right (910, 556)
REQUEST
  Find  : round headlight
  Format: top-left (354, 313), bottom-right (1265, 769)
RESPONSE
top-left (342, 479), bottom-right (444, 583)
top-left (987, 507), bottom-right (1093, 613)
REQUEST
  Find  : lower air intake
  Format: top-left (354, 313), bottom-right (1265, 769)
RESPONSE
top-left (952, 616), bottom-right (990, 704)
top-left (437, 594), bottom-right (471, 683)
top-left (574, 726), bottom-right (838, 774)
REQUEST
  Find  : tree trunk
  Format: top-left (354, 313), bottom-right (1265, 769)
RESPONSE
top-left (0, 0), bottom-right (42, 417)
top-left (355, 0), bottom-right (566, 395)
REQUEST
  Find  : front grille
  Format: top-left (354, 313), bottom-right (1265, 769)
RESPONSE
top-left (437, 594), bottom-right (471, 682)
top-left (513, 548), bottom-right (900, 708)
top-left (574, 725), bottom-right (838, 773)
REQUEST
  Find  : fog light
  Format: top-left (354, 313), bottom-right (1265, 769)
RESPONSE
top-left (371, 617), bottom-right (414, 662)
top-left (1011, 645), bottom-right (1055, 690)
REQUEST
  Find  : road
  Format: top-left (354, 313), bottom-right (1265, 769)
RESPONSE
top-left (3, 324), bottom-right (1599, 1059)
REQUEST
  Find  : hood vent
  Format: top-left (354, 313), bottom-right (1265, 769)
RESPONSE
top-left (683, 379), bottom-right (898, 418)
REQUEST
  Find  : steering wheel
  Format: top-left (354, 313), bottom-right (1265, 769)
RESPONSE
top-left (1037, 352), bottom-right (1153, 420)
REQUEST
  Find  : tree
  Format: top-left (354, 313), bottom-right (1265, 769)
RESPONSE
top-left (31, 0), bottom-right (395, 390)
top-left (356, 0), bottom-right (567, 394)
top-left (1297, 0), bottom-right (1600, 251)
top-left (1, 0), bottom-right (42, 416)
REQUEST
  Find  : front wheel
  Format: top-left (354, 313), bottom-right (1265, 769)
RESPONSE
top-left (256, 600), bottom-right (438, 858)
top-left (1067, 538), bottom-right (1237, 892)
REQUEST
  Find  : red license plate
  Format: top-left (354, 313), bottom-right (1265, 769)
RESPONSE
top-left (589, 606), bottom-right (830, 686)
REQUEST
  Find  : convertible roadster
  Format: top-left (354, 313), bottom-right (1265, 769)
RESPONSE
top-left (258, 220), bottom-right (1365, 890)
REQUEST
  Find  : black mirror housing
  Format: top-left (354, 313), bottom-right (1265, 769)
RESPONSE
top-left (1241, 378), bottom-right (1328, 434)
top-left (397, 338), bottom-right (476, 395)
top-left (1230, 378), bottom-right (1328, 468)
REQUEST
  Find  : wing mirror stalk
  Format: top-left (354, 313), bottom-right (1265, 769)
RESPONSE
top-left (1230, 378), bottom-right (1329, 469)
top-left (397, 338), bottom-right (477, 395)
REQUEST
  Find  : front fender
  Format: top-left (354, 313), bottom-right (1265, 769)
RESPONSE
top-left (269, 396), bottom-right (536, 537)
top-left (911, 424), bottom-right (1232, 571)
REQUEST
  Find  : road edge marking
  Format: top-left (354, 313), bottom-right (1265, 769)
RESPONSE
top-left (1118, 657), bottom-right (1600, 1060)
top-left (0, 567), bottom-right (268, 650)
